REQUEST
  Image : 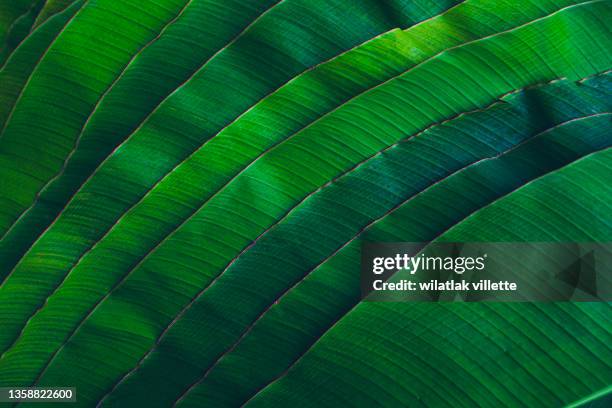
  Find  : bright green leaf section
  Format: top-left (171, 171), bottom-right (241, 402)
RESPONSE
top-left (0, 0), bottom-right (192, 234)
top-left (3, 0), bottom-right (474, 370)
top-left (0, 0), bottom-right (283, 270)
top-left (0, 0), bottom-right (460, 273)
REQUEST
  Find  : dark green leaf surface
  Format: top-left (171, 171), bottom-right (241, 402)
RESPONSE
top-left (0, 0), bottom-right (38, 63)
top-left (33, 0), bottom-right (78, 28)
top-left (245, 149), bottom-right (612, 407)
top-left (0, 0), bottom-right (46, 65)
top-left (167, 79), bottom-right (612, 408)
top-left (0, 0), bottom-right (610, 407)
top-left (0, 0), bottom-right (83, 130)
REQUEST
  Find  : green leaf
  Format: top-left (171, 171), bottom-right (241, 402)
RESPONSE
top-left (0, 0), bottom-right (460, 273)
top-left (33, 0), bottom-right (78, 28)
top-left (161, 93), bottom-right (610, 405)
top-left (567, 385), bottom-right (612, 407)
top-left (244, 148), bottom-right (612, 408)
top-left (0, 0), bottom-right (38, 59)
top-left (0, 0), bottom-right (46, 66)
top-left (0, 0), bottom-right (84, 130)
top-left (0, 0), bottom-right (610, 407)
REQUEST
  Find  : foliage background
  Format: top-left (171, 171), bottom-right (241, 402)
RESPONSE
top-left (0, 0), bottom-right (611, 406)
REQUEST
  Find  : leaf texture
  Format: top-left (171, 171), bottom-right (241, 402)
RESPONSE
top-left (0, 0), bottom-right (610, 407)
